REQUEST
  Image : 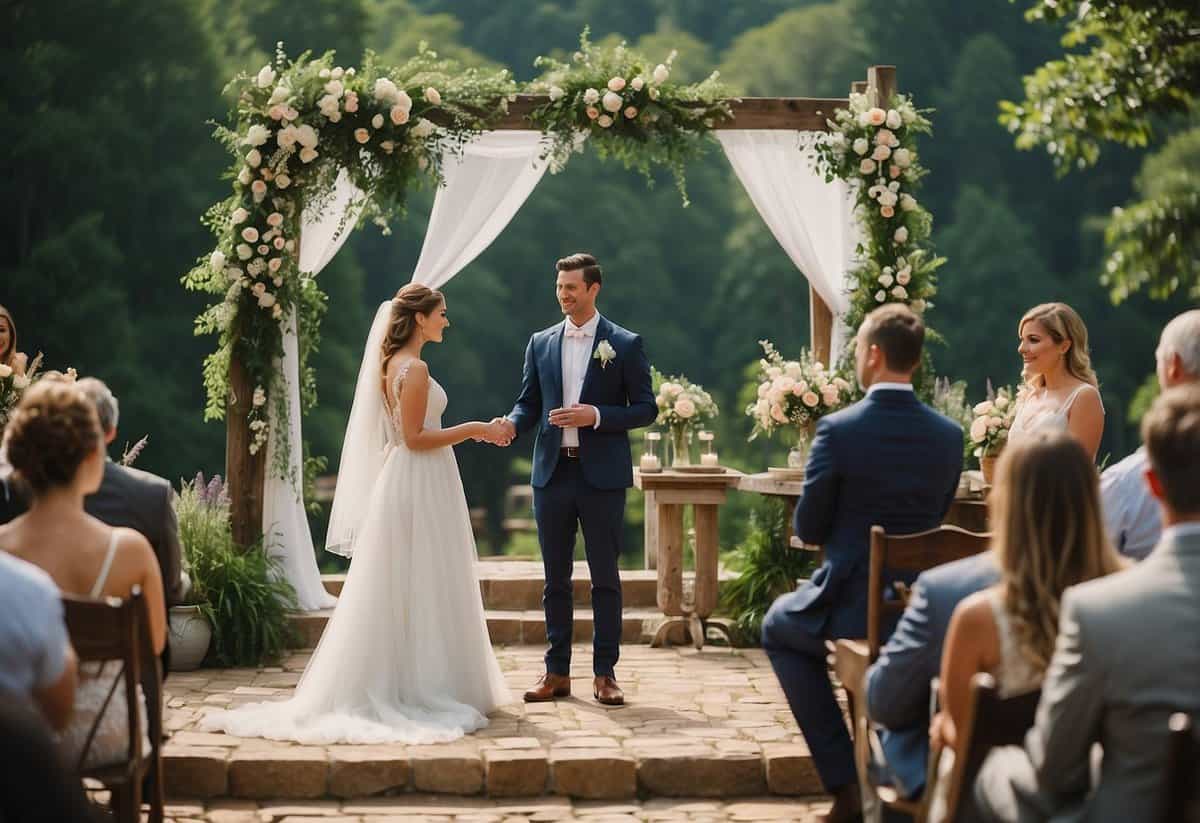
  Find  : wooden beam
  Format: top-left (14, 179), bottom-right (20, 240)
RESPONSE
top-left (810, 290), bottom-right (834, 367)
top-left (867, 66), bottom-right (897, 109)
top-left (226, 342), bottom-right (266, 549)
top-left (474, 94), bottom-right (847, 131)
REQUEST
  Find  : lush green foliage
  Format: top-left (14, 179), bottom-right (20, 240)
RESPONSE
top-left (175, 474), bottom-right (298, 666)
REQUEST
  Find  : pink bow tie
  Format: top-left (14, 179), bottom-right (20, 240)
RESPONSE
top-left (565, 328), bottom-right (591, 339)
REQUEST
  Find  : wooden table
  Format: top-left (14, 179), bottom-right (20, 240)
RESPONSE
top-left (634, 468), bottom-right (743, 649)
top-left (734, 472), bottom-right (823, 553)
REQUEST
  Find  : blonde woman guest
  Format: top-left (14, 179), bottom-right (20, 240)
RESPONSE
top-left (0, 305), bottom-right (28, 376)
top-left (926, 430), bottom-right (1123, 822)
top-left (1009, 302), bottom-right (1104, 459)
top-left (0, 380), bottom-right (166, 769)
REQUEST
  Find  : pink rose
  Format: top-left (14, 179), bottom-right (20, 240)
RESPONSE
top-left (867, 108), bottom-right (887, 126)
top-left (859, 158), bottom-right (877, 175)
top-left (802, 391), bottom-right (820, 408)
top-left (674, 397), bottom-right (696, 419)
top-left (390, 105), bottom-right (409, 125)
top-left (354, 128), bottom-right (370, 144)
top-left (624, 106), bottom-right (638, 119)
top-left (872, 144), bottom-right (891, 161)
top-left (889, 165), bottom-right (901, 179)
top-left (344, 92), bottom-right (359, 113)
top-left (970, 418), bottom-right (989, 442)
top-left (273, 237), bottom-right (285, 250)
top-left (240, 227), bottom-right (259, 243)
top-left (607, 76), bottom-right (626, 92)
top-left (821, 385), bottom-right (839, 406)
top-left (586, 107), bottom-right (600, 120)
top-left (770, 404), bottom-right (788, 424)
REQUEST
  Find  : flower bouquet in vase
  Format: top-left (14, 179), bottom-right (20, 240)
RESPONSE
top-left (745, 341), bottom-right (854, 478)
top-left (652, 367), bottom-right (719, 471)
top-left (969, 382), bottom-right (1017, 485)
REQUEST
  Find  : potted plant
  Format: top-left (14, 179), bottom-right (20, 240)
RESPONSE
top-left (172, 473), bottom-right (298, 669)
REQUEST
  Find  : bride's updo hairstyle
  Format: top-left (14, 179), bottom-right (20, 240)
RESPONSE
top-left (380, 283), bottom-right (444, 375)
top-left (4, 380), bottom-right (103, 495)
top-left (1019, 302), bottom-right (1099, 389)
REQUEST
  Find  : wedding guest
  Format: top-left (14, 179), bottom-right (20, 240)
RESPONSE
top-left (78, 377), bottom-right (187, 608)
top-left (926, 430), bottom-right (1122, 822)
top-left (0, 700), bottom-right (97, 823)
top-left (0, 380), bottom-right (165, 769)
top-left (974, 385), bottom-right (1200, 822)
top-left (762, 304), bottom-right (963, 823)
top-left (0, 304), bottom-right (29, 376)
top-left (1101, 309), bottom-right (1200, 560)
top-left (1008, 302), bottom-right (1104, 460)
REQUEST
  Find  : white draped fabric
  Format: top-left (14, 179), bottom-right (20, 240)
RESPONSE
top-left (261, 170), bottom-right (363, 611)
top-left (717, 130), bottom-right (859, 361)
top-left (411, 130), bottom-right (562, 289)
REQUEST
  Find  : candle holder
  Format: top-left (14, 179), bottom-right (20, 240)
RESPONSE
top-left (698, 430), bottom-right (720, 468)
top-left (639, 430), bottom-right (663, 473)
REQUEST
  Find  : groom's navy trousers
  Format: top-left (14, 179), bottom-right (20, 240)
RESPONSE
top-left (507, 315), bottom-right (657, 679)
top-left (534, 456), bottom-right (625, 677)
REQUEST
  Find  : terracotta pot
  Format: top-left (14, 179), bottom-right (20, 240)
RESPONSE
top-left (980, 454), bottom-right (998, 486)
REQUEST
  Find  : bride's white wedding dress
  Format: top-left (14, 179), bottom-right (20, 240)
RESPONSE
top-left (202, 357), bottom-right (510, 745)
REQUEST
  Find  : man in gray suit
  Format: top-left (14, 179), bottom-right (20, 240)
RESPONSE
top-left (77, 378), bottom-right (186, 608)
top-left (975, 384), bottom-right (1200, 822)
top-left (866, 551), bottom-right (998, 800)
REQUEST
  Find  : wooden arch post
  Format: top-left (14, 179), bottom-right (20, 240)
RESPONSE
top-left (223, 69), bottom-right (897, 545)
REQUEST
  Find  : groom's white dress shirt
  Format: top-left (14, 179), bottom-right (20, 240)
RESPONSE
top-left (561, 313), bottom-right (602, 449)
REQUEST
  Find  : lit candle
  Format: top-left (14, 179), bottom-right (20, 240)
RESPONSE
top-left (640, 453), bottom-right (662, 471)
top-left (700, 452), bottom-right (720, 467)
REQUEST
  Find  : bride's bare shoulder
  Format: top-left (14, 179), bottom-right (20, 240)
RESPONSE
top-left (389, 357), bottom-right (429, 385)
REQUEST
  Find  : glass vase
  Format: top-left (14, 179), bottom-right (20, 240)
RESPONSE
top-left (787, 425), bottom-right (813, 470)
top-left (670, 425), bottom-right (693, 468)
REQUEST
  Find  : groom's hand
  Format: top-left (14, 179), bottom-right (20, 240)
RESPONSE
top-left (487, 417), bottom-right (515, 446)
top-left (548, 405), bottom-right (597, 429)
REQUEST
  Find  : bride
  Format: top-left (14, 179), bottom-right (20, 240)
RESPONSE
top-left (203, 284), bottom-right (511, 744)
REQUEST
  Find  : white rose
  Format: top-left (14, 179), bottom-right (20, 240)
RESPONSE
top-left (0, 364), bottom-right (12, 378)
top-left (269, 85), bottom-right (290, 105)
top-left (994, 395), bottom-right (1010, 410)
top-left (548, 85), bottom-right (565, 101)
top-left (878, 273), bottom-right (895, 287)
top-left (970, 417), bottom-right (989, 442)
top-left (912, 299), bottom-right (927, 312)
top-left (602, 91), bottom-right (623, 113)
top-left (268, 257), bottom-right (282, 273)
top-left (896, 267), bottom-right (912, 285)
top-left (276, 125), bottom-right (299, 149)
top-left (295, 125), bottom-right (318, 149)
top-left (274, 173), bottom-right (290, 189)
top-left (607, 76), bottom-right (626, 92)
top-left (973, 400), bottom-right (994, 416)
top-left (13, 374), bottom-right (30, 389)
top-left (272, 303), bottom-right (283, 320)
top-left (245, 149), bottom-right (262, 168)
top-left (878, 190), bottom-right (898, 208)
top-left (210, 250), bottom-right (227, 270)
top-left (653, 64), bottom-right (669, 85)
top-left (872, 144), bottom-right (891, 161)
top-left (891, 285), bottom-right (908, 300)
top-left (597, 114), bottom-right (613, 128)
top-left (673, 397), bottom-right (696, 419)
top-left (859, 158), bottom-right (877, 175)
top-left (231, 207), bottom-right (249, 224)
top-left (394, 90), bottom-right (413, 115)
top-left (324, 79), bottom-right (344, 98)
top-left (374, 77), bottom-right (399, 103)
top-left (299, 146), bottom-right (318, 163)
top-left (243, 124), bottom-right (270, 147)
top-left (236, 243), bottom-right (253, 260)
top-left (631, 76), bottom-right (645, 91)
top-left (900, 193), bottom-right (917, 212)
top-left (858, 110), bottom-right (872, 126)
top-left (888, 180), bottom-right (900, 192)
top-left (410, 118), bottom-right (436, 138)
top-left (886, 109), bottom-right (902, 129)
top-left (894, 226), bottom-right (909, 244)
top-left (237, 167), bottom-right (253, 185)
top-left (258, 291), bottom-right (276, 308)
top-left (853, 137), bottom-right (869, 156)
top-left (256, 65), bottom-right (276, 88)
top-left (424, 87), bottom-right (441, 105)
top-left (583, 88), bottom-right (600, 105)
top-left (893, 148), bottom-right (912, 167)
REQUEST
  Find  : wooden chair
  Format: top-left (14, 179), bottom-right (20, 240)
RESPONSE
top-left (62, 586), bottom-right (164, 823)
top-left (832, 524), bottom-right (991, 820)
top-left (1163, 713), bottom-right (1199, 823)
top-left (926, 673), bottom-right (1040, 823)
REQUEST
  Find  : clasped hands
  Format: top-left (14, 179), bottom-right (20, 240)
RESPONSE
top-left (475, 405), bottom-right (598, 447)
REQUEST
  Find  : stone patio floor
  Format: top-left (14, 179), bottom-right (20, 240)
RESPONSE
top-left (163, 644), bottom-right (829, 802)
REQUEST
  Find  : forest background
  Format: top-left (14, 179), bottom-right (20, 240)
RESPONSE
top-left (4, 0), bottom-right (1193, 562)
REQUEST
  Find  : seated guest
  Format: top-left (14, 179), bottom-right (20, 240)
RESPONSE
top-left (77, 377), bottom-right (187, 607)
top-left (927, 430), bottom-right (1123, 822)
top-left (974, 385), bottom-right (1200, 822)
top-left (0, 550), bottom-right (78, 731)
top-left (865, 547), bottom-right (999, 800)
top-left (0, 380), bottom-right (165, 769)
top-left (1101, 309), bottom-right (1200, 560)
top-left (0, 303), bottom-right (28, 376)
top-left (1009, 302), bottom-right (1104, 460)
top-left (762, 304), bottom-right (964, 823)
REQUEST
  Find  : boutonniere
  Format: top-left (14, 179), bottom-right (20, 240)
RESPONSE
top-left (593, 340), bottom-right (617, 369)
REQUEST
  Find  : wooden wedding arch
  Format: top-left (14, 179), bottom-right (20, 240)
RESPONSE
top-left (226, 65), bottom-right (899, 546)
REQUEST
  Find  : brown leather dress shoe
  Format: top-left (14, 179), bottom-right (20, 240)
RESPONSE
top-left (523, 672), bottom-right (571, 702)
top-left (593, 675), bottom-right (624, 706)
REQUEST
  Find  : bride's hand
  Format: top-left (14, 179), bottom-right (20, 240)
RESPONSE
top-left (475, 420), bottom-right (513, 446)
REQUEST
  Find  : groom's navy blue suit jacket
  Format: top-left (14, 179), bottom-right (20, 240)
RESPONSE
top-left (508, 315), bottom-right (656, 490)
top-left (789, 388), bottom-right (964, 640)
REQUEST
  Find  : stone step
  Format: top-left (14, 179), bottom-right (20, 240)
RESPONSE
top-left (162, 737), bottom-right (821, 802)
top-left (321, 560), bottom-right (735, 611)
top-left (288, 607), bottom-right (667, 649)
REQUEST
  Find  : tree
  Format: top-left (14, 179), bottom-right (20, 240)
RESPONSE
top-left (1000, 0), bottom-right (1200, 301)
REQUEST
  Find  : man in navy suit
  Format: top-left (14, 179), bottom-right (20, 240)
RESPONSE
top-left (497, 253), bottom-right (656, 706)
top-left (761, 304), bottom-right (963, 822)
top-left (866, 552), bottom-right (998, 800)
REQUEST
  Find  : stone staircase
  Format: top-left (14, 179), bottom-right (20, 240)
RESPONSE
top-left (287, 560), bottom-right (736, 648)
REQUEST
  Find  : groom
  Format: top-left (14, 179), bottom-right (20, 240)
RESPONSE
top-left (494, 253), bottom-right (656, 706)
